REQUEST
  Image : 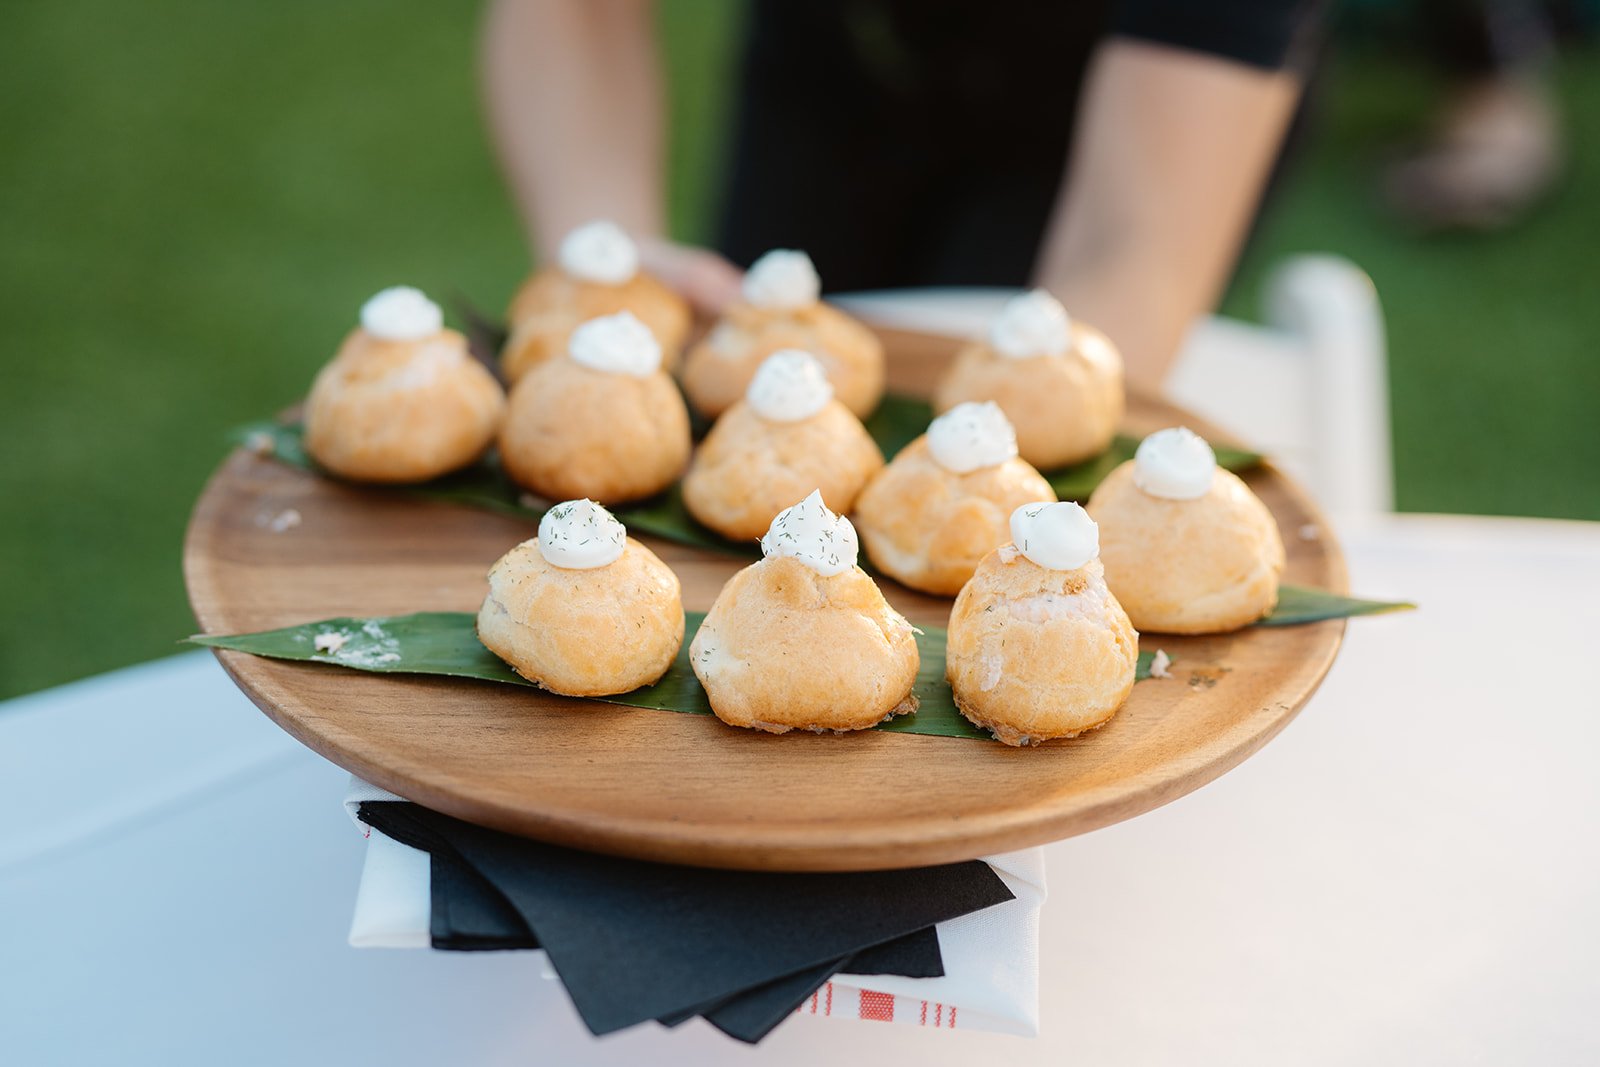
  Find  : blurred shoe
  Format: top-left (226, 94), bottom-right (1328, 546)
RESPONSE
top-left (1382, 75), bottom-right (1562, 232)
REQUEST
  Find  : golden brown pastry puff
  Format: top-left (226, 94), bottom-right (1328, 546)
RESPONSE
top-left (932, 290), bottom-right (1123, 469)
top-left (303, 287), bottom-right (505, 483)
top-left (502, 220), bottom-right (690, 382)
top-left (499, 310), bottom-right (692, 505)
top-left (680, 249), bottom-right (885, 419)
top-left (854, 401), bottom-right (1056, 596)
top-left (690, 491), bottom-right (920, 733)
top-left (681, 350), bottom-right (884, 542)
top-left (1087, 427), bottom-right (1285, 634)
top-left (946, 502), bottom-right (1139, 746)
top-left (477, 500), bottom-right (684, 697)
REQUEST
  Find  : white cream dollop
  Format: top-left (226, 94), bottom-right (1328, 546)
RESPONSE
top-left (989, 289), bottom-right (1071, 359)
top-left (558, 220), bottom-right (639, 286)
top-left (1008, 501), bottom-right (1099, 571)
top-left (927, 401), bottom-right (1018, 473)
top-left (1134, 427), bottom-right (1216, 500)
top-left (760, 489), bottom-right (858, 577)
top-left (568, 310), bottom-right (662, 376)
top-left (537, 499), bottom-right (627, 569)
top-left (745, 349), bottom-right (833, 422)
top-left (360, 287), bottom-right (443, 342)
top-left (742, 249), bottom-right (820, 311)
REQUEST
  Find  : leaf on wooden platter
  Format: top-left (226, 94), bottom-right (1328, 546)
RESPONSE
top-left (194, 610), bottom-right (524, 682)
top-left (1045, 435), bottom-right (1262, 502)
top-left (436, 294), bottom-right (1262, 498)
top-left (230, 420), bottom-right (747, 550)
top-left (189, 611), bottom-right (1170, 744)
top-left (233, 414), bottom-right (1259, 561)
top-left (1260, 585), bottom-right (1415, 626)
top-left (606, 483), bottom-right (756, 555)
top-left (454, 296), bottom-right (509, 373)
top-left (861, 393), bottom-right (935, 462)
top-left (229, 424), bottom-right (1405, 630)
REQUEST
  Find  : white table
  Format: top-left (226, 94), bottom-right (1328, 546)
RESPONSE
top-left (4, 513), bottom-right (1597, 1065)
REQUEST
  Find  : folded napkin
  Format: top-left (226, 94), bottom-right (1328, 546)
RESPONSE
top-left (354, 799), bottom-right (1011, 1042)
top-left (345, 778), bottom-right (1046, 1038)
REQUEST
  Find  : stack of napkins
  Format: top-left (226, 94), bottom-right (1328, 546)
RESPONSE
top-left (346, 780), bottom-right (1046, 1041)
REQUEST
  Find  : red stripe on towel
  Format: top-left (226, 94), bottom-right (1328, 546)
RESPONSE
top-left (859, 990), bottom-right (895, 1022)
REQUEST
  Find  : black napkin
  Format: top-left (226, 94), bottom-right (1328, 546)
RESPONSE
top-left (653, 927), bottom-right (943, 1041)
top-left (358, 802), bottom-right (1013, 1042)
top-left (428, 849), bottom-right (535, 951)
top-left (425, 849), bottom-right (944, 981)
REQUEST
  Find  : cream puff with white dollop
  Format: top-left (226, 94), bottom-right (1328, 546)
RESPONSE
top-left (853, 402), bottom-right (1056, 596)
top-left (682, 350), bottom-right (883, 542)
top-left (946, 501), bottom-right (1138, 746)
top-left (477, 500), bottom-right (684, 696)
top-left (690, 491), bottom-right (920, 734)
top-left (499, 310), bottom-right (691, 505)
top-left (933, 290), bottom-right (1122, 469)
top-left (681, 250), bottom-right (885, 419)
top-left (303, 287), bottom-right (506, 483)
top-left (1087, 427), bottom-right (1284, 633)
top-left (502, 220), bottom-right (691, 382)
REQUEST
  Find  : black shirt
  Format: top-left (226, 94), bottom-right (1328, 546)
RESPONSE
top-left (715, 0), bottom-right (1323, 290)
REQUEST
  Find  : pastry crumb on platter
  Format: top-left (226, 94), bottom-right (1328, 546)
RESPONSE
top-left (313, 631), bottom-right (348, 654)
top-left (261, 508), bottom-right (301, 533)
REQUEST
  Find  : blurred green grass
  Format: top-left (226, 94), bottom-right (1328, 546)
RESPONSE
top-left (1225, 50), bottom-right (1600, 518)
top-left (1, 3), bottom-right (1595, 699)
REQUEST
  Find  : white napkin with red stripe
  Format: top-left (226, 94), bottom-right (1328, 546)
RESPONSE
top-left (343, 776), bottom-right (1044, 1035)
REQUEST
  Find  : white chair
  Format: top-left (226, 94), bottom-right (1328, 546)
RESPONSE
top-left (1167, 255), bottom-right (1393, 515)
top-left (834, 254), bottom-right (1394, 517)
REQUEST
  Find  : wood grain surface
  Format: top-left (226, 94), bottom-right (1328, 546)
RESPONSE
top-left (184, 326), bottom-right (1346, 871)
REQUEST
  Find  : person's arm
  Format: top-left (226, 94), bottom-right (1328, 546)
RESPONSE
top-left (1033, 40), bottom-right (1301, 390)
top-left (481, 0), bottom-right (740, 310)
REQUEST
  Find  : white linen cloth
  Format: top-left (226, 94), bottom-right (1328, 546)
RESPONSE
top-left (344, 776), bottom-right (1046, 1035)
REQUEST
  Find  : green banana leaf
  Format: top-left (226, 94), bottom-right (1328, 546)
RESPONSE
top-left (190, 610), bottom-right (1168, 743)
top-left (188, 578), bottom-right (1411, 743)
top-left (861, 393), bottom-right (938, 463)
top-left (231, 413), bottom-right (1258, 555)
top-left (230, 421), bottom-right (1406, 623)
top-left (1046, 434), bottom-right (1262, 501)
top-left (861, 398), bottom-right (1261, 501)
top-left (233, 421), bottom-right (744, 550)
top-left (448, 293), bottom-right (1261, 503)
top-left (1259, 585), bottom-right (1415, 626)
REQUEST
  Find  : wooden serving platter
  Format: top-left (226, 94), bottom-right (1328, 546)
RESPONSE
top-left (184, 326), bottom-right (1346, 871)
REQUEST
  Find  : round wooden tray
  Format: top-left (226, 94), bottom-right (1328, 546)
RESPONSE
top-left (185, 326), bottom-right (1346, 871)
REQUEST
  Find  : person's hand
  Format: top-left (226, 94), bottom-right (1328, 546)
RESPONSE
top-left (637, 237), bottom-right (744, 317)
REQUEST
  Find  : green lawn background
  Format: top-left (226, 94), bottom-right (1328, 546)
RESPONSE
top-left (2, 2), bottom-right (1595, 699)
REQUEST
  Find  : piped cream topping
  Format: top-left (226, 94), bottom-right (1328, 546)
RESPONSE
top-left (1134, 427), bottom-right (1216, 500)
top-left (559, 220), bottom-right (639, 286)
top-left (537, 499), bottom-right (626, 569)
top-left (568, 310), bottom-right (661, 376)
top-left (1008, 501), bottom-right (1098, 571)
top-left (745, 349), bottom-right (833, 422)
top-left (760, 489), bottom-right (857, 576)
top-left (742, 249), bottom-right (820, 311)
top-left (927, 401), bottom-right (1018, 473)
top-left (989, 289), bottom-right (1071, 359)
top-left (361, 287), bottom-right (443, 342)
